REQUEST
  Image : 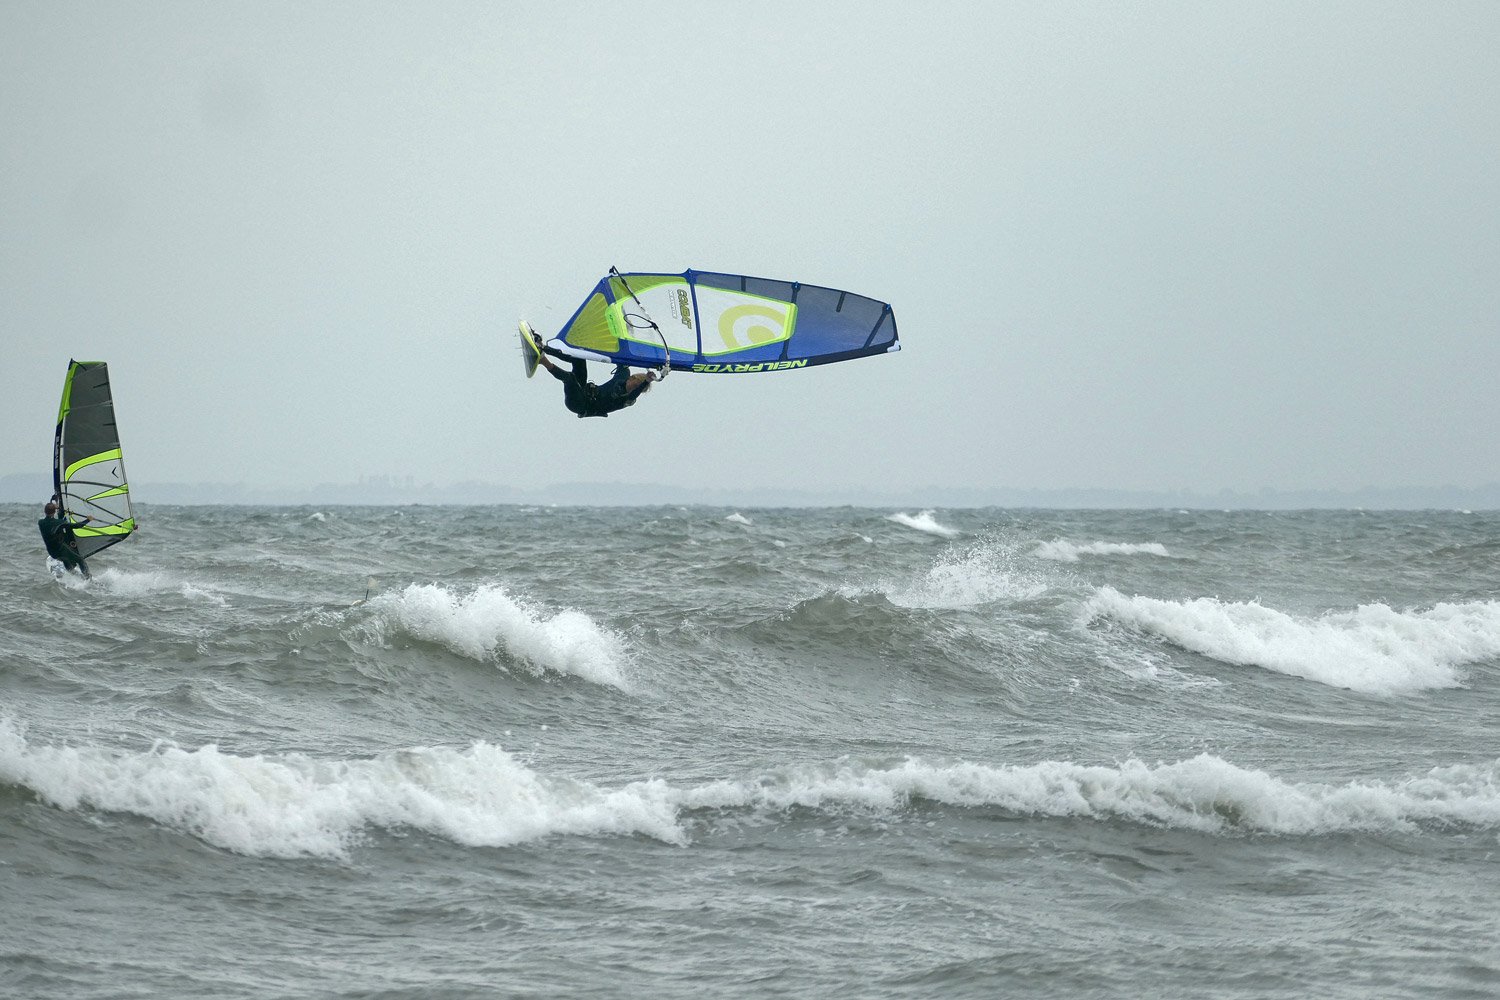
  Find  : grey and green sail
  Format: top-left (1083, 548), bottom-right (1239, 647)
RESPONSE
top-left (54, 360), bottom-right (136, 558)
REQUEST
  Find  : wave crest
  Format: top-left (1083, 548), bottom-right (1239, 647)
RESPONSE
top-left (1035, 540), bottom-right (1171, 562)
top-left (6, 719), bottom-right (1494, 858)
top-left (678, 754), bottom-right (1500, 835)
top-left (0, 720), bottom-right (677, 859)
top-left (886, 510), bottom-right (960, 538)
top-left (1084, 587), bottom-right (1500, 694)
top-left (366, 583), bottom-right (628, 688)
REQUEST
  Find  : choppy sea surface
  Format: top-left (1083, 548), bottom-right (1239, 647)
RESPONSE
top-left (3, 503), bottom-right (1499, 999)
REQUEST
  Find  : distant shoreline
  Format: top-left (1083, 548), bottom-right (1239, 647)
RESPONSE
top-left (3, 473), bottom-right (1497, 510)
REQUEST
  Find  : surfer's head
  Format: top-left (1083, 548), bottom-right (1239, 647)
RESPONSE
top-left (44, 501), bottom-right (57, 515)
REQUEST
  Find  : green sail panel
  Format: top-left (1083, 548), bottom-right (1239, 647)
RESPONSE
top-left (54, 360), bottom-right (136, 559)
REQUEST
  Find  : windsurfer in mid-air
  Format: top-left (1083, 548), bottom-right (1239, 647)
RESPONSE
top-left (38, 499), bottom-right (93, 579)
top-left (530, 331), bottom-right (658, 418)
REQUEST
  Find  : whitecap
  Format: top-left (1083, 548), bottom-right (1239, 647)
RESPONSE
top-left (1034, 540), bottom-right (1171, 562)
top-left (366, 582), bottom-right (629, 688)
top-left (673, 753), bottom-right (1500, 836)
top-left (0, 721), bottom-right (678, 859)
top-left (1083, 587), bottom-right (1500, 694)
top-left (886, 510), bottom-right (959, 538)
top-left (6, 719), bottom-right (1496, 857)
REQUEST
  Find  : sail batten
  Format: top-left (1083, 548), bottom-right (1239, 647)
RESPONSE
top-left (546, 268), bottom-right (899, 374)
top-left (54, 360), bottom-right (136, 559)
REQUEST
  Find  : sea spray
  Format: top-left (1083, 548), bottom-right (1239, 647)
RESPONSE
top-left (880, 535), bottom-right (1051, 608)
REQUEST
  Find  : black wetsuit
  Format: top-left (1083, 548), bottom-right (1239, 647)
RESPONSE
top-left (545, 356), bottom-right (650, 418)
top-left (38, 514), bottom-right (91, 578)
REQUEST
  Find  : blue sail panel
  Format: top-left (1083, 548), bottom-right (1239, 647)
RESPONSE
top-left (546, 269), bottom-right (899, 373)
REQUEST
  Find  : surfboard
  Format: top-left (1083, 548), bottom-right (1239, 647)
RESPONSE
top-left (518, 321), bottom-right (542, 379)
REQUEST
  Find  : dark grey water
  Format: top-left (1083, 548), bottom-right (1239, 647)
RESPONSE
top-left (4, 504), bottom-right (1499, 998)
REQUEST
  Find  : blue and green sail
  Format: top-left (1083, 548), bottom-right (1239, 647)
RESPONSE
top-left (54, 360), bottom-right (136, 559)
top-left (544, 269), bottom-right (899, 373)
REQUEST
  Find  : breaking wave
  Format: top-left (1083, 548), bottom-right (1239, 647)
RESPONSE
top-left (887, 510), bottom-right (960, 538)
top-left (4, 719), bottom-right (1494, 859)
top-left (1035, 540), bottom-right (1172, 562)
top-left (1084, 588), bottom-right (1500, 694)
top-left (364, 583), bottom-right (629, 688)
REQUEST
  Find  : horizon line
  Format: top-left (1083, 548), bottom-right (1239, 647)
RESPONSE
top-left (2, 473), bottom-right (1498, 511)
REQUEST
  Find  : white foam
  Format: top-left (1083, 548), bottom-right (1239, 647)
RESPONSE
top-left (1084, 588), bottom-right (1500, 694)
top-left (0, 720), bottom-right (678, 859)
top-left (696, 755), bottom-right (1500, 833)
top-left (367, 583), bottom-right (629, 688)
top-left (725, 512), bottom-right (753, 526)
top-left (887, 510), bottom-right (960, 538)
top-left (882, 539), bottom-right (1048, 608)
top-left (47, 559), bottom-right (89, 589)
top-left (63, 567), bottom-right (229, 605)
top-left (1035, 540), bottom-right (1171, 562)
top-left (5, 720), bottom-right (1494, 857)
top-left (669, 754), bottom-right (1500, 836)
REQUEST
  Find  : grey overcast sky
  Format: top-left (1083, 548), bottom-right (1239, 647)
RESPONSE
top-left (3, 1), bottom-right (1497, 498)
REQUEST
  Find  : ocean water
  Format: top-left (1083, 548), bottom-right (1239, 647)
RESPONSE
top-left (3, 503), bottom-right (1499, 999)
